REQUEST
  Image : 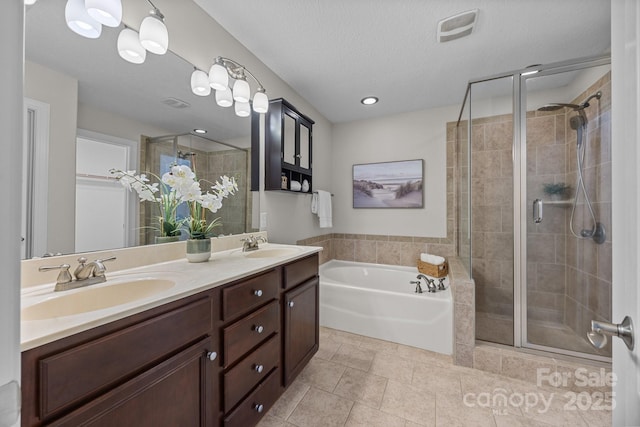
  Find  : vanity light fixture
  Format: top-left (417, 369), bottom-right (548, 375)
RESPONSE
top-left (139, 1), bottom-right (168, 55)
top-left (85, 0), bottom-right (122, 27)
top-left (65, 0), bottom-right (102, 39)
top-left (191, 56), bottom-right (269, 116)
top-left (361, 96), bottom-right (379, 105)
top-left (117, 27), bottom-right (146, 64)
top-left (190, 69), bottom-right (211, 96)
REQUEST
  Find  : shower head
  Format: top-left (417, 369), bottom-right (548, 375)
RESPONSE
top-left (178, 151), bottom-right (197, 159)
top-left (537, 103), bottom-right (581, 112)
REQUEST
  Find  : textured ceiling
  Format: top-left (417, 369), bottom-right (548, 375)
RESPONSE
top-left (195, 0), bottom-right (611, 123)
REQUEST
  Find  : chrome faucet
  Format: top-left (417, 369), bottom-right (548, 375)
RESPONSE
top-left (39, 256), bottom-right (116, 291)
top-left (416, 274), bottom-right (438, 293)
top-left (241, 235), bottom-right (267, 252)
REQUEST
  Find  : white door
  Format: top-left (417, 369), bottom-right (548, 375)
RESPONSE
top-left (75, 130), bottom-right (138, 252)
top-left (611, 1), bottom-right (640, 425)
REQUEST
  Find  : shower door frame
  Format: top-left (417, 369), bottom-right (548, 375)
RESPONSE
top-left (462, 54), bottom-right (611, 362)
top-left (517, 55), bottom-right (611, 362)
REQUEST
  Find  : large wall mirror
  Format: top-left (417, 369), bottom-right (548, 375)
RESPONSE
top-left (23, 0), bottom-right (255, 259)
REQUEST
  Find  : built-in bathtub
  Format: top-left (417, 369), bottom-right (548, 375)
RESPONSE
top-left (319, 260), bottom-right (453, 355)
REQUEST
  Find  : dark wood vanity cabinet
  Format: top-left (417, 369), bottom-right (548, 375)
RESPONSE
top-left (251, 98), bottom-right (315, 193)
top-left (21, 252), bottom-right (320, 427)
top-left (21, 290), bottom-right (221, 427)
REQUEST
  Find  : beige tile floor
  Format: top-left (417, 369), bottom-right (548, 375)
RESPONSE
top-left (259, 327), bottom-right (612, 427)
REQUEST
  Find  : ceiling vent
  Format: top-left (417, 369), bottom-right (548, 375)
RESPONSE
top-left (437, 9), bottom-right (478, 43)
top-left (161, 97), bottom-right (191, 109)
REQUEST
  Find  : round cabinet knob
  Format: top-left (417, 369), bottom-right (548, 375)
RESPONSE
top-left (254, 289), bottom-right (263, 297)
top-left (288, 301), bottom-right (295, 308)
top-left (206, 351), bottom-right (217, 361)
top-left (254, 364), bottom-right (264, 373)
top-left (254, 325), bottom-right (264, 334)
top-left (254, 403), bottom-right (264, 413)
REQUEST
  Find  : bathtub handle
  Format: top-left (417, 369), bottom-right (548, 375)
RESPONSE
top-left (254, 289), bottom-right (263, 297)
top-left (288, 301), bottom-right (295, 308)
top-left (253, 325), bottom-right (264, 334)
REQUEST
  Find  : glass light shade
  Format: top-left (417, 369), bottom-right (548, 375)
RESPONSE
top-left (209, 63), bottom-right (229, 91)
top-left (191, 70), bottom-right (211, 96)
top-left (117, 28), bottom-right (146, 64)
top-left (252, 91), bottom-right (269, 114)
top-left (232, 79), bottom-right (250, 103)
top-left (85, 0), bottom-right (122, 27)
top-left (215, 87), bottom-right (233, 108)
top-left (139, 14), bottom-right (168, 55)
top-left (234, 101), bottom-right (251, 117)
top-left (65, 0), bottom-right (102, 39)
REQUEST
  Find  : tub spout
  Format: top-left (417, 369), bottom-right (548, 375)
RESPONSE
top-left (416, 274), bottom-right (438, 293)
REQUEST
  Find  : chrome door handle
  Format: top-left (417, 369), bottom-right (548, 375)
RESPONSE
top-left (533, 199), bottom-right (543, 224)
top-left (587, 316), bottom-right (634, 350)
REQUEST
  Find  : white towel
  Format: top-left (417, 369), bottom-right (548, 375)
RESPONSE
top-left (420, 253), bottom-right (445, 265)
top-left (312, 190), bottom-right (332, 228)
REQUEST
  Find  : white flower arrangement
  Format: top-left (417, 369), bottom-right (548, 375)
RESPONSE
top-left (111, 164), bottom-right (238, 239)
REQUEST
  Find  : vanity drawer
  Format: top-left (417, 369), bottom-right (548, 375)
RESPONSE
top-left (223, 301), bottom-right (279, 367)
top-left (38, 297), bottom-right (212, 419)
top-left (224, 334), bottom-right (279, 412)
top-left (222, 269), bottom-right (280, 321)
top-left (283, 253), bottom-right (318, 290)
top-left (223, 368), bottom-right (280, 427)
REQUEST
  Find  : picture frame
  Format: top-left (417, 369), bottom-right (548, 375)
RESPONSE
top-left (352, 159), bottom-right (424, 208)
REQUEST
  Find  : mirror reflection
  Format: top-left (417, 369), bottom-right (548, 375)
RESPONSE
top-left (23, 0), bottom-right (254, 259)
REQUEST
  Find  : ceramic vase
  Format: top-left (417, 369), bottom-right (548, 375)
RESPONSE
top-left (186, 238), bottom-right (211, 263)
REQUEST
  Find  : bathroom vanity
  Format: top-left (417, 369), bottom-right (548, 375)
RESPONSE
top-left (20, 247), bottom-right (320, 427)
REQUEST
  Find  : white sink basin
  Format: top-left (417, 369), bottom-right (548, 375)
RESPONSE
top-left (244, 247), bottom-right (302, 259)
top-left (22, 278), bottom-right (175, 321)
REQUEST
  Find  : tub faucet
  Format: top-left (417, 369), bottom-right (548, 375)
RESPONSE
top-left (416, 274), bottom-right (438, 293)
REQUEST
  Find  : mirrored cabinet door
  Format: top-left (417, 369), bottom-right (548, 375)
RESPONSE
top-left (299, 124), bottom-right (310, 170)
top-left (283, 113), bottom-right (296, 166)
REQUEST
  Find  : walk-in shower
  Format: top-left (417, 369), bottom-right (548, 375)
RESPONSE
top-left (142, 133), bottom-right (251, 245)
top-left (456, 55), bottom-right (612, 361)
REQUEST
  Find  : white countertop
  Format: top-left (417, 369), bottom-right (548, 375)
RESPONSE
top-left (21, 243), bottom-right (321, 351)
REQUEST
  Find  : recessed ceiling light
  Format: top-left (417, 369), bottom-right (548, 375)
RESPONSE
top-left (361, 97), bottom-right (378, 105)
top-left (193, 129), bottom-right (207, 134)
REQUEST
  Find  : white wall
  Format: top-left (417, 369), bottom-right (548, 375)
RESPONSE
top-left (0, 2), bottom-right (23, 426)
top-left (78, 103), bottom-right (172, 143)
top-left (24, 60), bottom-right (78, 254)
top-left (332, 105), bottom-right (458, 237)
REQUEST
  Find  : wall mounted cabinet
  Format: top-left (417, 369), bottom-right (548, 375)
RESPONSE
top-left (251, 98), bottom-right (315, 193)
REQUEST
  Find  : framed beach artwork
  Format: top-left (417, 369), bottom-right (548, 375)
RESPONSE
top-left (352, 159), bottom-right (424, 208)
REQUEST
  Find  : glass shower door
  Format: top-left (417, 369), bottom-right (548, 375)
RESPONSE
top-left (466, 76), bottom-right (515, 346)
top-left (523, 64), bottom-right (612, 358)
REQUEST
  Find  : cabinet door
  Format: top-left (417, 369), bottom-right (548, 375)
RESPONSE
top-left (50, 337), bottom-right (218, 427)
top-left (282, 112), bottom-right (296, 167)
top-left (283, 278), bottom-right (319, 385)
top-left (299, 123), bottom-right (311, 170)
